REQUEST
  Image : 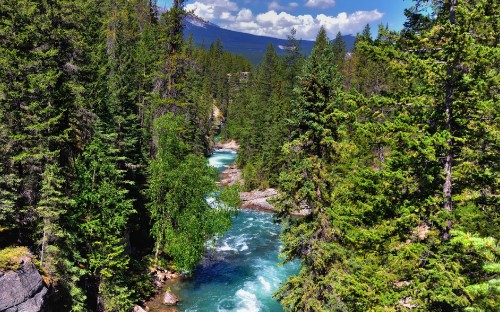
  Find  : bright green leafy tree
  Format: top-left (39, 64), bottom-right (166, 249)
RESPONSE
top-left (148, 113), bottom-right (236, 271)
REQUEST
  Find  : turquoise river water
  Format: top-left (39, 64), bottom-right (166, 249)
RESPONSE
top-left (152, 149), bottom-right (300, 312)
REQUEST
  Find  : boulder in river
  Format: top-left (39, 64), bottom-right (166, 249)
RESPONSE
top-left (163, 292), bottom-right (180, 306)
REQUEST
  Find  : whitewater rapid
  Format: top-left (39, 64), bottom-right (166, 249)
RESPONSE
top-left (158, 148), bottom-right (300, 311)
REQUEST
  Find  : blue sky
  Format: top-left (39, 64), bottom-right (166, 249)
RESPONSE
top-left (157, 0), bottom-right (413, 40)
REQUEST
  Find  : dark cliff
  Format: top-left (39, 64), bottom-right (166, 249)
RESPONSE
top-left (0, 261), bottom-right (48, 312)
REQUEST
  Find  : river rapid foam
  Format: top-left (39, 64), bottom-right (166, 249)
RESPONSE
top-left (157, 149), bottom-right (299, 312)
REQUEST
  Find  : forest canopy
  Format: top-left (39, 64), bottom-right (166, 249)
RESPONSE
top-left (0, 0), bottom-right (498, 311)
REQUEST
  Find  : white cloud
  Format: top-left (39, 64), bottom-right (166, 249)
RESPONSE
top-left (269, 1), bottom-right (284, 10)
top-left (219, 8), bottom-right (255, 23)
top-left (269, 1), bottom-right (299, 11)
top-left (316, 10), bottom-right (384, 36)
top-left (305, 0), bottom-right (335, 9)
top-left (237, 8), bottom-right (254, 22)
top-left (185, 0), bottom-right (384, 40)
top-left (217, 9), bottom-right (384, 40)
top-left (185, 0), bottom-right (238, 20)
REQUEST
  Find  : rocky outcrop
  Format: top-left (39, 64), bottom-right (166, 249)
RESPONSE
top-left (0, 260), bottom-right (48, 312)
top-left (240, 189), bottom-right (278, 212)
top-left (239, 188), bottom-right (311, 216)
top-left (214, 140), bottom-right (240, 151)
top-left (132, 304), bottom-right (148, 312)
top-left (219, 165), bottom-right (243, 186)
top-left (149, 267), bottom-right (182, 289)
top-left (215, 142), bottom-right (311, 216)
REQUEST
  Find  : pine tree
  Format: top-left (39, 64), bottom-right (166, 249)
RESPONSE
top-left (274, 1), bottom-right (499, 311)
top-left (331, 31), bottom-right (347, 70)
top-left (0, 0), bottom-right (94, 254)
top-left (274, 27), bottom-right (349, 311)
top-left (72, 132), bottom-right (136, 311)
top-left (37, 163), bottom-right (70, 275)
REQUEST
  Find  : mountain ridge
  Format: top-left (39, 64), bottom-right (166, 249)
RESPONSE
top-left (183, 18), bottom-right (355, 65)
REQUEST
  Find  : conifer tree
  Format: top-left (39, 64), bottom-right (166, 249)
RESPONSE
top-left (0, 0), bottom-right (89, 248)
top-left (72, 132), bottom-right (136, 311)
top-left (37, 163), bottom-right (70, 274)
top-left (275, 1), bottom-right (499, 311)
top-left (331, 31), bottom-right (347, 70)
top-left (275, 27), bottom-right (348, 311)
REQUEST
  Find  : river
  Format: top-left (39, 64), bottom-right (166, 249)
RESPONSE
top-left (148, 149), bottom-right (299, 312)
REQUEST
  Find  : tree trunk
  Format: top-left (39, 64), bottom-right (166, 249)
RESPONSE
top-left (442, 0), bottom-right (456, 240)
top-left (40, 220), bottom-right (47, 268)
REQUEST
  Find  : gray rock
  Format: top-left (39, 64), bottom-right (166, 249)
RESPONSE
top-left (0, 262), bottom-right (48, 312)
top-left (132, 304), bottom-right (147, 312)
top-left (163, 292), bottom-right (179, 306)
top-left (239, 188), bottom-right (311, 216)
top-left (240, 188), bottom-right (278, 212)
top-left (219, 165), bottom-right (243, 186)
top-left (239, 188), bottom-right (278, 201)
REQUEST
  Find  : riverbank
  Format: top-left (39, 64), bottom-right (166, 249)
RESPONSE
top-left (144, 146), bottom-right (300, 311)
top-left (215, 144), bottom-right (311, 216)
top-left (238, 187), bottom-right (311, 216)
top-left (214, 139), bottom-right (240, 151)
top-left (159, 209), bottom-right (300, 311)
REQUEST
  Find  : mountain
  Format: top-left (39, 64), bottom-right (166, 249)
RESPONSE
top-left (183, 18), bottom-right (356, 65)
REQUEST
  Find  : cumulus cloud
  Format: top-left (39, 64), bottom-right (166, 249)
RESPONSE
top-left (305, 0), bottom-right (335, 9)
top-left (185, 0), bottom-right (384, 40)
top-left (217, 9), bottom-right (384, 40)
top-left (236, 8), bottom-right (253, 22)
top-left (317, 10), bottom-right (384, 36)
top-left (185, 0), bottom-right (238, 20)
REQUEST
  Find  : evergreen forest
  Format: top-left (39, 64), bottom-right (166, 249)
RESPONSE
top-left (0, 0), bottom-right (499, 311)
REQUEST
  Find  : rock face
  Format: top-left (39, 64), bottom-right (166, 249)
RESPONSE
top-left (149, 267), bottom-right (182, 289)
top-left (239, 188), bottom-right (311, 216)
top-left (132, 304), bottom-right (148, 312)
top-left (219, 165), bottom-right (243, 186)
top-left (214, 140), bottom-right (240, 151)
top-left (0, 261), bottom-right (48, 312)
top-left (240, 189), bottom-right (278, 212)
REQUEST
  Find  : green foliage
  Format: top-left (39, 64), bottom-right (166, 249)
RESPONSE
top-left (451, 230), bottom-right (500, 311)
top-left (225, 28), bottom-right (306, 188)
top-left (331, 31), bottom-right (347, 70)
top-left (4, 0), bottom-right (497, 310)
top-left (0, 246), bottom-right (32, 271)
top-left (72, 132), bottom-right (136, 310)
top-left (272, 3), bottom-right (500, 311)
top-left (37, 162), bottom-right (71, 278)
top-left (217, 184), bottom-right (242, 208)
top-left (148, 113), bottom-right (236, 271)
top-left (1, 0), bottom-right (247, 309)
